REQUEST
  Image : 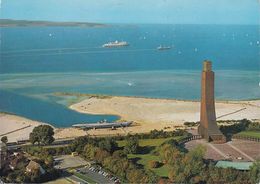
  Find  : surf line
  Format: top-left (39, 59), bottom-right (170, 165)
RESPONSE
top-left (2, 48), bottom-right (157, 58)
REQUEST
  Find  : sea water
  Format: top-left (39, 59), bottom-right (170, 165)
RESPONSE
top-left (0, 24), bottom-right (259, 127)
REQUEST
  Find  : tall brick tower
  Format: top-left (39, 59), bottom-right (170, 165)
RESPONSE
top-left (198, 61), bottom-right (226, 143)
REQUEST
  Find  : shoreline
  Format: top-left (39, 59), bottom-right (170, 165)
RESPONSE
top-left (54, 92), bottom-right (260, 102)
top-left (1, 95), bottom-right (260, 142)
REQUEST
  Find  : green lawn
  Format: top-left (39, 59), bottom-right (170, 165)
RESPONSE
top-left (128, 153), bottom-right (169, 177)
top-left (237, 131), bottom-right (260, 138)
top-left (117, 137), bottom-right (183, 178)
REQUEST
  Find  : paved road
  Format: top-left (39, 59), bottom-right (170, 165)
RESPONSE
top-left (61, 171), bottom-right (89, 184)
top-left (68, 174), bottom-right (88, 184)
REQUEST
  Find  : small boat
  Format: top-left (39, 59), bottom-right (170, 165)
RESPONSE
top-left (102, 40), bottom-right (129, 48)
top-left (157, 45), bottom-right (171, 51)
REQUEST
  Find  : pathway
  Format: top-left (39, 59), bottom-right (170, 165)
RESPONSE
top-left (227, 142), bottom-right (255, 161)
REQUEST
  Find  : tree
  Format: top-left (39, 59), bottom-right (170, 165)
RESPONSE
top-left (1, 136), bottom-right (8, 144)
top-left (159, 144), bottom-right (182, 165)
top-left (71, 136), bottom-right (91, 153)
top-left (167, 145), bottom-right (206, 183)
top-left (29, 125), bottom-right (54, 145)
top-left (44, 155), bottom-right (54, 167)
top-left (98, 138), bottom-right (118, 153)
top-left (84, 144), bottom-right (96, 160)
top-left (112, 150), bottom-right (126, 158)
top-left (126, 169), bottom-right (149, 183)
top-left (249, 160), bottom-right (260, 184)
top-left (94, 148), bottom-right (110, 164)
top-left (148, 160), bottom-right (160, 168)
top-left (124, 136), bottom-right (139, 154)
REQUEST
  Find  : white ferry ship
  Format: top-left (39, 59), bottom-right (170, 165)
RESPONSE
top-left (102, 40), bottom-right (129, 48)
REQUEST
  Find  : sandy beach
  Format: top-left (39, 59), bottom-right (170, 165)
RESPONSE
top-left (1, 96), bottom-right (260, 142)
top-left (71, 96), bottom-right (260, 124)
top-left (0, 113), bottom-right (44, 142)
top-left (0, 112), bottom-right (88, 142)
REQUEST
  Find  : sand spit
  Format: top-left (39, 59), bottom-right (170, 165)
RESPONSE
top-left (1, 96), bottom-right (259, 142)
top-left (71, 96), bottom-right (260, 124)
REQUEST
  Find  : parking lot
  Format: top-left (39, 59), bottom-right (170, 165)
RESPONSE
top-left (73, 165), bottom-right (120, 184)
top-left (54, 155), bottom-right (89, 169)
top-left (53, 155), bottom-right (121, 183)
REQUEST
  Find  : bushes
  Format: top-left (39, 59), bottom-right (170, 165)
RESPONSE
top-left (71, 136), bottom-right (118, 154)
top-left (249, 160), bottom-right (260, 184)
top-left (184, 122), bottom-right (199, 127)
top-left (1, 136), bottom-right (8, 144)
top-left (220, 119), bottom-right (251, 136)
top-left (247, 122), bottom-right (260, 131)
top-left (146, 129), bottom-right (189, 139)
top-left (23, 145), bottom-right (72, 157)
top-left (44, 146), bottom-right (72, 156)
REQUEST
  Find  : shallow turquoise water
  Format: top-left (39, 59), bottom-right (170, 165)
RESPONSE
top-left (0, 70), bottom-right (259, 127)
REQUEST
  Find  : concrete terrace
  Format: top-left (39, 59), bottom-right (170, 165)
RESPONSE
top-left (185, 139), bottom-right (260, 162)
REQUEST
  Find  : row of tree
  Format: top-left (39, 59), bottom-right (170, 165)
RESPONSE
top-left (81, 138), bottom-right (156, 182)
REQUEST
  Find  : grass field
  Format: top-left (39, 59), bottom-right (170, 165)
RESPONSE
top-left (117, 137), bottom-right (183, 178)
top-left (127, 153), bottom-right (169, 177)
top-left (237, 131), bottom-right (260, 138)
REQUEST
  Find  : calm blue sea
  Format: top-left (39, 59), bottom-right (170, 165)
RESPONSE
top-left (0, 24), bottom-right (259, 127)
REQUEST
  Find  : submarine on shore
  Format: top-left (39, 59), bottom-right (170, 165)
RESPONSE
top-left (72, 120), bottom-right (133, 129)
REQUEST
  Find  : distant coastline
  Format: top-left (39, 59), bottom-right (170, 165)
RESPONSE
top-left (0, 19), bottom-right (106, 27)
